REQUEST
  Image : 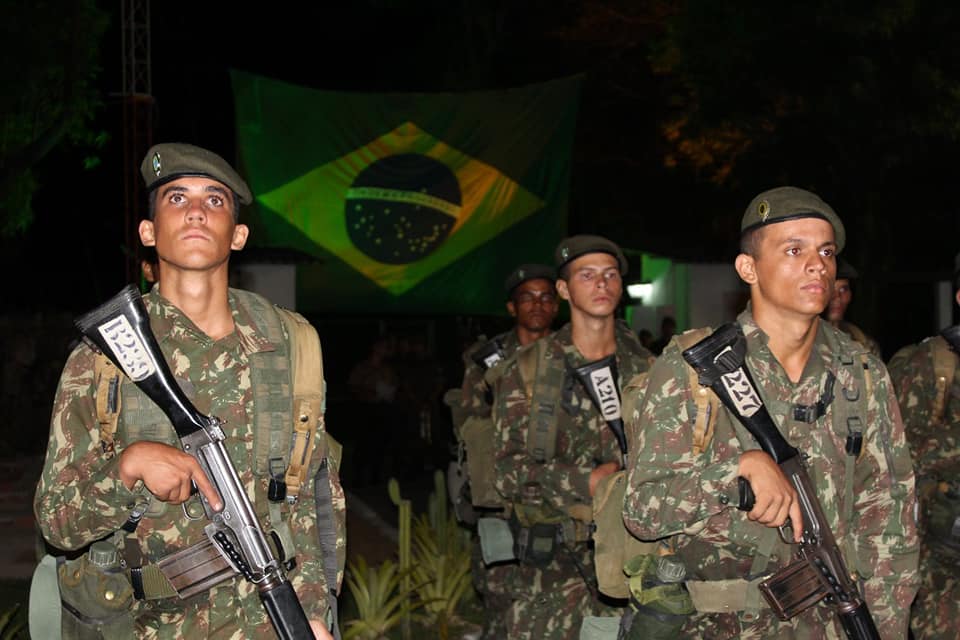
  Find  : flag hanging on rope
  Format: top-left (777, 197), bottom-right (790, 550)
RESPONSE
top-left (231, 70), bottom-right (581, 314)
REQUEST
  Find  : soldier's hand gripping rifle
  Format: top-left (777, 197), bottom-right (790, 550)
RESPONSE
top-left (681, 323), bottom-right (879, 640)
top-left (571, 355), bottom-right (628, 464)
top-left (76, 285), bottom-right (315, 640)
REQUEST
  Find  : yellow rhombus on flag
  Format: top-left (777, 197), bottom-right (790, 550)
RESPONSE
top-left (258, 121), bottom-right (545, 295)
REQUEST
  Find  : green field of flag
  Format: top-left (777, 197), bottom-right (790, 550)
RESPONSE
top-left (231, 70), bottom-right (581, 314)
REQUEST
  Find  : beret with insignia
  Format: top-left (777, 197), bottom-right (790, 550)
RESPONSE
top-left (741, 186), bottom-right (845, 252)
top-left (141, 143), bottom-right (252, 205)
top-left (504, 263), bottom-right (556, 297)
top-left (554, 235), bottom-right (628, 275)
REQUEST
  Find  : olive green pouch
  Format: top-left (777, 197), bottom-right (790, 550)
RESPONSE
top-left (578, 615), bottom-right (622, 640)
top-left (592, 470), bottom-right (659, 599)
top-left (30, 553), bottom-right (62, 639)
top-left (461, 416), bottom-right (501, 508)
top-left (621, 554), bottom-right (695, 640)
top-left (57, 543), bottom-right (136, 640)
top-left (477, 517), bottom-right (517, 565)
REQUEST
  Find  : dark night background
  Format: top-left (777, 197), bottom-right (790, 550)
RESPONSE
top-left (3, 0), bottom-right (960, 457)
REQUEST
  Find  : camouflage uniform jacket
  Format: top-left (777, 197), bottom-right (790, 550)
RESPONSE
top-left (623, 309), bottom-right (919, 638)
top-left (460, 330), bottom-right (521, 421)
top-left (493, 322), bottom-right (653, 510)
top-left (34, 287), bottom-right (343, 639)
top-left (837, 320), bottom-right (882, 359)
top-left (887, 334), bottom-right (960, 479)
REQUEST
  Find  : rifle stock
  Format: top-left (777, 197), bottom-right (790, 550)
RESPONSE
top-left (76, 285), bottom-right (314, 640)
top-left (681, 323), bottom-right (879, 640)
top-left (570, 355), bottom-right (627, 461)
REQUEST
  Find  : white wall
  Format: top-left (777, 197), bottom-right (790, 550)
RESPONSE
top-left (686, 262), bottom-right (746, 328)
top-left (628, 261), bottom-right (746, 334)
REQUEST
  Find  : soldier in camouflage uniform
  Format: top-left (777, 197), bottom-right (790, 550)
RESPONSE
top-left (623, 187), bottom-right (918, 639)
top-left (490, 235), bottom-right (654, 639)
top-left (824, 258), bottom-right (881, 357)
top-left (459, 263), bottom-right (558, 639)
top-left (33, 144), bottom-right (342, 639)
top-left (887, 258), bottom-right (960, 639)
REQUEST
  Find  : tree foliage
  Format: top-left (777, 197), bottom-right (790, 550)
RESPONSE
top-left (0, 0), bottom-right (109, 236)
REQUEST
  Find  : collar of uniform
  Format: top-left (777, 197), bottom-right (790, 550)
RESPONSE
top-left (142, 286), bottom-right (275, 354)
top-left (553, 321), bottom-right (623, 366)
top-left (227, 289), bottom-right (276, 355)
top-left (736, 306), bottom-right (831, 382)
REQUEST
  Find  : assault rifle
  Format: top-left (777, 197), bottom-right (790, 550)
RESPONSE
top-left (471, 336), bottom-right (507, 371)
top-left (76, 285), bottom-right (314, 640)
top-left (681, 322), bottom-right (879, 640)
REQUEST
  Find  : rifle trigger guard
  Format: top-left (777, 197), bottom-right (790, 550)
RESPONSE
top-left (777, 521), bottom-right (798, 546)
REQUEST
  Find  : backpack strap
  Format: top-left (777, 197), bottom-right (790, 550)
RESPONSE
top-left (827, 333), bottom-right (873, 580)
top-left (931, 336), bottom-right (956, 426)
top-left (674, 328), bottom-right (721, 456)
top-left (517, 340), bottom-right (574, 463)
top-left (274, 306), bottom-right (343, 627)
top-left (273, 307), bottom-right (324, 502)
top-left (94, 351), bottom-right (123, 458)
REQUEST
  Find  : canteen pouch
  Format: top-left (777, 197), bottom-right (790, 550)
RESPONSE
top-left (620, 554), bottom-right (695, 640)
top-left (57, 542), bottom-right (136, 640)
top-left (578, 615), bottom-right (622, 640)
top-left (461, 415), bottom-right (501, 508)
top-left (592, 471), bottom-right (659, 599)
top-left (477, 517), bottom-right (518, 565)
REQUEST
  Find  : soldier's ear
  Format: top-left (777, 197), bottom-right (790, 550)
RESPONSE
top-left (735, 253), bottom-right (758, 285)
top-left (556, 278), bottom-right (570, 301)
top-left (506, 300), bottom-right (517, 317)
top-left (139, 220), bottom-right (156, 247)
top-left (955, 288), bottom-right (960, 307)
top-left (231, 224), bottom-right (250, 251)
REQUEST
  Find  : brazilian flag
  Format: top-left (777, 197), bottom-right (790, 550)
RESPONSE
top-left (231, 70), bottom-right (581, 314)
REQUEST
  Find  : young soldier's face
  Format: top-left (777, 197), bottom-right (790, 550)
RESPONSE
top-left (139, 177), bottom-right (248, 274)
top-left (827, 277), bottom-right (852, 322)
top-left (557, 252), bottom-right (622, 319)
top-left (507, 278), bottom-right (558, 332)
top-left (736, 217), bottom-right (837, 319)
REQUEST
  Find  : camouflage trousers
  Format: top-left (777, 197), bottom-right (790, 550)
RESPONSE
top-left (501, 544), bottom-right (619, 640)
top-left (471, 536), bottom-right (515, 640)
top-left (911, 549), bottom-right (960, 639)
top-left (678, 604), bottom-right (845, 639)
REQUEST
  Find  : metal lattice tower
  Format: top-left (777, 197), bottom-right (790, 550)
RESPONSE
top-left (120, 0), bottom-right (153, 283)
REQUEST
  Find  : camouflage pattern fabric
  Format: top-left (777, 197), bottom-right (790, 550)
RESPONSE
top-left (35, 288), bottom-right (342, 639)
top-left (460, 330), bottom-right (521, 420)
top-left (623, 309), bottom-right (919, 639)
top-left (492, 322), bottom-right (654, 639)
top-left (837, 320), bottom-right (882, 358)
top-left (460, 329), bottom-right (522, 639)
top-left (888, 335), bottom-right (960, 639)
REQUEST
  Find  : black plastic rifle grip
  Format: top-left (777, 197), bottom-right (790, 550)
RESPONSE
top-left (737, 476), bottom-right (755, 511)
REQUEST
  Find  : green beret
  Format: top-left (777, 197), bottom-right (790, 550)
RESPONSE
top-left (836, 259), bottom-right (859, 280)
top-left (504, 263), bottom-right (556, 297)
top-left (741, 186), bottom-right (845, 253)
top-left (141, 143), bottom-right (252, 205)
top-left (554, 235), bottom-right (628, 276)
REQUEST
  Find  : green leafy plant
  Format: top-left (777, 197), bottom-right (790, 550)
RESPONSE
top-left (409, 511), bottom-right (473, 640)
top-left (343, 556), bottom-right (425, 640)
top-left (0, 603), bottom-right (26, 640)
